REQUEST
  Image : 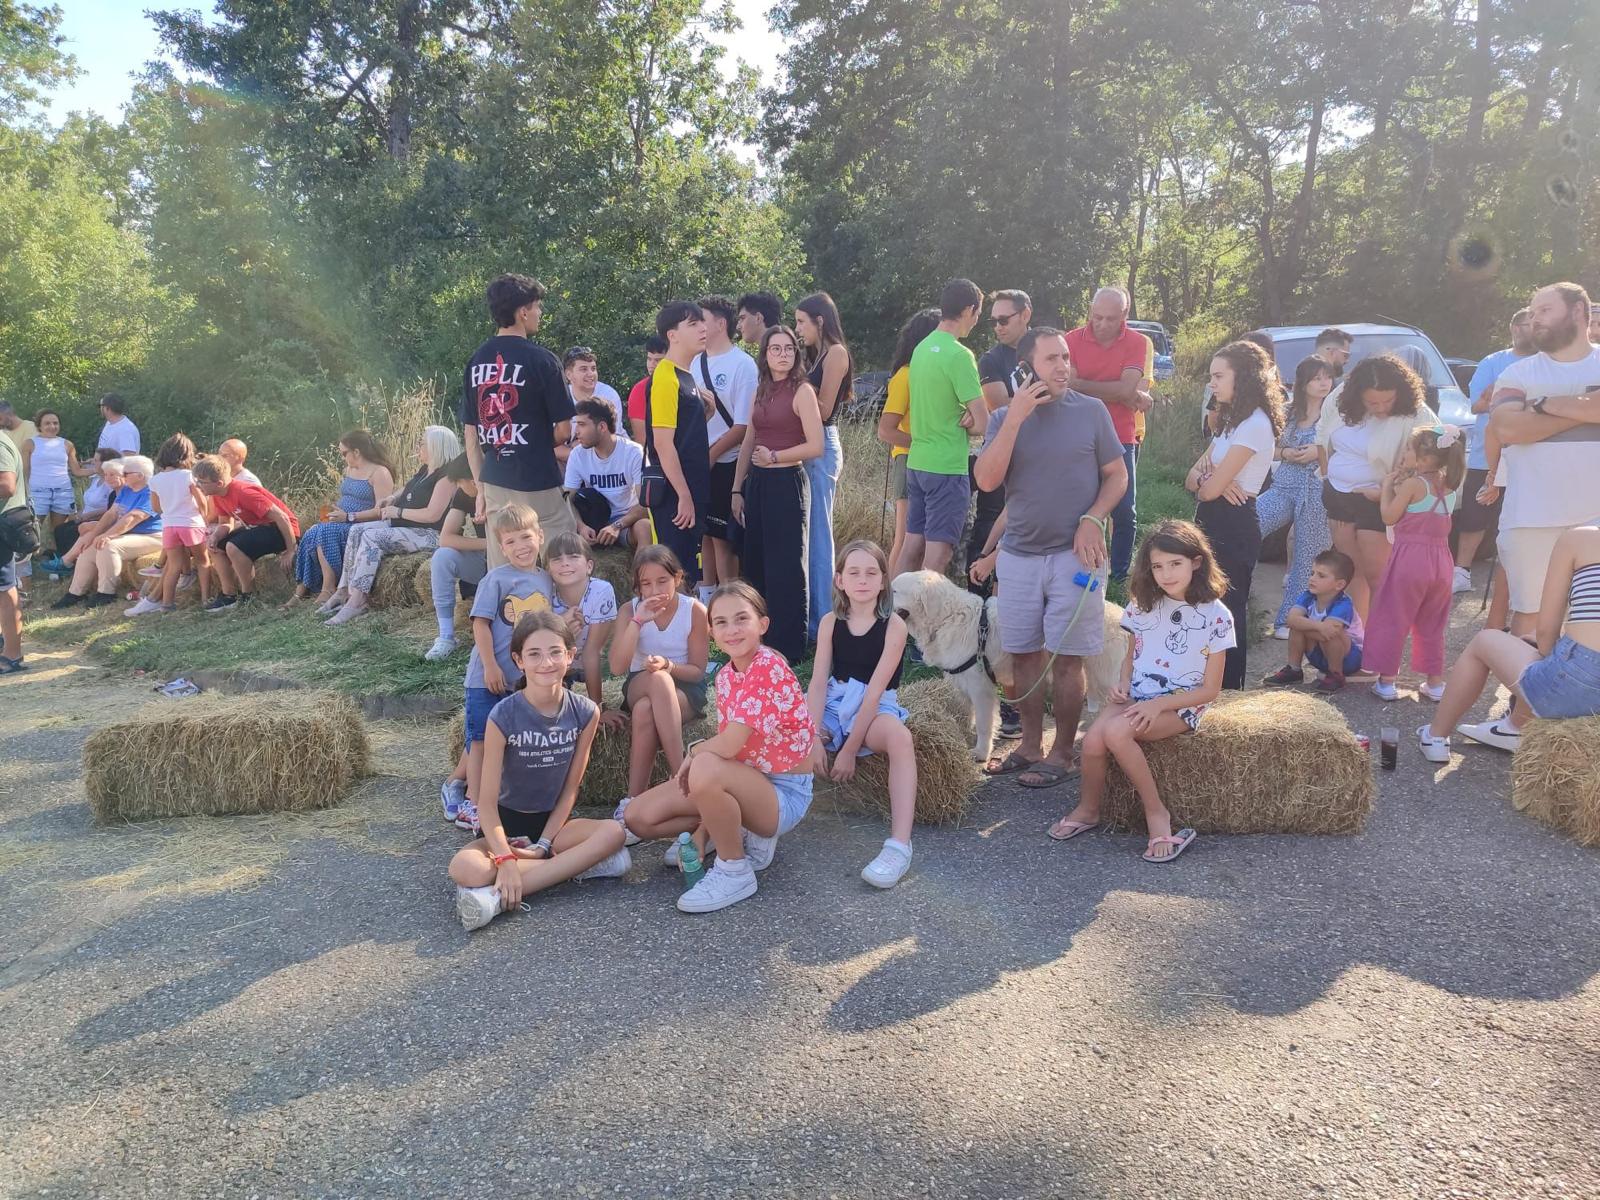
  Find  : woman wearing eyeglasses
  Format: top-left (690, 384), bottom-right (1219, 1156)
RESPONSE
top-left (732, 325), bottom-right (825, 661)
top-left (282, 430), bottom-right (395, 608)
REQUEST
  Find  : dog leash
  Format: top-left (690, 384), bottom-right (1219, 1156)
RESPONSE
top-left (999, 562), bottom-right (1112, 706)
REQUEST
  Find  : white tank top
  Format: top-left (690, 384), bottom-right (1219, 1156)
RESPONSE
top-left (28, 436), bottom-right (70, 488)
top-left (630, 593), bottom-right (695, 671)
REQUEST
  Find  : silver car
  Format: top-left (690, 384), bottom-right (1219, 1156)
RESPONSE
top-left (1263, 323), bottom-right (1473, 428)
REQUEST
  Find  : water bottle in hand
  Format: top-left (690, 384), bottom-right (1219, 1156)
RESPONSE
top-left (677, 832), bottom-right (705, 889)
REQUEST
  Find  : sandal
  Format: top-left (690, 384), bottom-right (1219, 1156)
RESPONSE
top-left (1142, 828), bottom-right (1197, 863)
top-left (984, 749), bottom-right (1041, 777)
top-left (1018, 759), bottom-right (1080, 789)
top-left (1047, 817), bottom-right (1098, 842)
top-left (0, 655), bottom-right (27, 674)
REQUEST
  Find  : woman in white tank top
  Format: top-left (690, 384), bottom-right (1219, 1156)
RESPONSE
top-left (23, 410), bottom-right (83, 526)
top-left (607, 546), bottom-right (711, 805)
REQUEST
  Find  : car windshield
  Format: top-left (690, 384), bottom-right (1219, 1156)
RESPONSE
top-left (1273, 334), bottom-right (1456, 388)
top-left (1133, 327), bottom-right (1172, 355)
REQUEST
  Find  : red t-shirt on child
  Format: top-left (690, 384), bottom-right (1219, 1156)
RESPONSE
top-left (214, 480), bottom-right (301, 536)
top-left (714, 646), bottom-right (817, 775)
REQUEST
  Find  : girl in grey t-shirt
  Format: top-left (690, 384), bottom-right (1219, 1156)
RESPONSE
top-left (448, 611), bottom-right (632, 931)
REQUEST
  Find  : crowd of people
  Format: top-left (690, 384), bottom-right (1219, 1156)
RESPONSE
top-left (2, 273), bottom-right (1598, 927)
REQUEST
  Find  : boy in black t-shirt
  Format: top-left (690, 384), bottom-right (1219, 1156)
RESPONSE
top-left (461, 274), bottom-right (576, 566)
top-left (644, 301), bottom-right (711, 586)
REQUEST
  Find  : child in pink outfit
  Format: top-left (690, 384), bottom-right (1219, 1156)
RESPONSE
top-left (1365, 426), bottom-right (1465, 702)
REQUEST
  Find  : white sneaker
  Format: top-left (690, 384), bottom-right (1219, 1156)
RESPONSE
top-left (1272, 625), bottom-right (1290, 641)
top-left (423, 635), bottom-right (456, 662)
top-left (177, 572), bottom-right (197, 592)
top-left (612, 797), bottom-right (640, 845)
top-left (1421, 682), bottom-right (1445, 702)
top-left (861, 839), bottom-right (913, 889)
top-left (1371, 681), bottom-right (1399, 702)
top-left (676, 859), bottom-right (758, 913)
top-left (576, 847), bottom-right (632, 881)
top-left (124, 597), bottom-right (167, 616)
top-left (1416, 725), bottom-right (1451, 764)
top-left (663, 838), bottom-right (680, 869)
top-left (440, 777), bottom-right (467, 822)
top-left (456, 885), bottom-right (503, 931)
top-left (1456, 720), bottom-right (1522, 752)
top-left (1451, 566), bottom-right (1472, 594)
top-left (137, 564), bottom-right (163, 579)
top-left (742, 828), bottom-right (778, 871)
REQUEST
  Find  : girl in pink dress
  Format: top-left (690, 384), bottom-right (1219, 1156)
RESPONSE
top-left (1366, 426), bottom-right (1465, 702)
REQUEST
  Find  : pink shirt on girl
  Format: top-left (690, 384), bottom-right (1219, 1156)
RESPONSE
top-left (714, 646), bottom-right (817, 775)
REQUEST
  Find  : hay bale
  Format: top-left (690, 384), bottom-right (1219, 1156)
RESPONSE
top-left (1100, 691), bottom-right (1372, 834)
top-left (817, 676), bottom-right (983, 826)
top-left (369, 551), bottom-right (430, 610)
top-left (119, 550), bottom-right (163, 592)
top-left (592, 545), bottom-right (635, 601)
top-left (833, 422), bottom-right (895, 550)
top-left (1512, 716), bottom-right (1600, 847)
top-left (84, 692), bottom-right (371, 822)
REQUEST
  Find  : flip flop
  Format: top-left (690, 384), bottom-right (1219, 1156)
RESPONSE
top-left (0, 655), bottom-right (27, 675)
top-left (1047, 818), bottom-right (1098, 842)
top-left (1142, 828), bottom-right (1197, 863)
top-left (984, 749), bottom-right (1041, 777)
top-left (1018, 759), bottom-right (1080, 789)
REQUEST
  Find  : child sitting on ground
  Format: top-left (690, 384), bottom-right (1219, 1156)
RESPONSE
top-left (622, 581), bottom-right (820, 913)
top-left (1365, 426), bottom-right (1465, 702)
top-left (1047, 519), bottom-right (1234, 863)
top-left (128, 433), bottom-right (212, 616)
top-left (448, 503), bottom-right (553, 832)
top-left (607, 546), bottom-right (709, 830)
top-left (807, 539), bottom-right (918, 889)
top-left (448, 611), bottom-right (631, 931)
top-left (1262, 549), bottom-right (1363, 692)
top-left (543, 531), bottom-right (622, 722)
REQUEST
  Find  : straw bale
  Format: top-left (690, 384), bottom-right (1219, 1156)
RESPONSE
top-left (369, 551), bottom-right (430, 610)
top-left (410, 557), bottom-right (475, 631)
top-left (816, 676), bottom-right (983, 826)
top-left (85, 692), bottom-right (370, 821)
top-left (1512, 716), bottom-right (1600, 847)
top-left (119, 550), bottom-right (164, 592)
top-left (592, 546), bottom-right (635, 602)
top-left (833, 422), bottom-right (896, 550)
top-left (1100, 690), bottom-right (1372, 834)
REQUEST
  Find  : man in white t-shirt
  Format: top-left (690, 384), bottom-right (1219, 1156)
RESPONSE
top-left (1483, 281), bottom-right (1600, 634)
top-left (96, 394), bottom-right (140, 455)
top-left (564, 398), bottom-right (648, 548)
top-left (217, 438), bottom-right (261, 486)
top-left (693, 294), bottom-right (757, 599)
top-left (556, 347), bottom-right (627, 469)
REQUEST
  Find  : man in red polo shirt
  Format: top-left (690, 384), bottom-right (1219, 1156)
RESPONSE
top-left (1064, 287), bottom-right (1153, 580)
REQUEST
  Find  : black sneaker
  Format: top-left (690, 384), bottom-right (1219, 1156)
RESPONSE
top-left (1262, 665), bottom-right (1305, 688)
top-left (205, 594), bottom-right (239, 613)
top-left (50, 591), bottom-right (85, 610)
top-left (998, 701), bottom-right (1022, 739)
top-left (84, 592), bottom-right (114, 608)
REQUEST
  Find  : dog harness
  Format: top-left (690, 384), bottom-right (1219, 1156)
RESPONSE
top-left (949, 602), bottom-right (999, 686)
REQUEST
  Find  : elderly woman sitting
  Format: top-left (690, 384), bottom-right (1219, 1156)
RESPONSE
top-left (321, 425), bottom-right (463, 626)
top-left (42, 450), bottom-right (123, 569)
top-left (50, 454), bottom-right (162, 608)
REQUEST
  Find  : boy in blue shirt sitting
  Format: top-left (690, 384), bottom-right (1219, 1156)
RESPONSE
top-left (1262, 549), bottom-right (1364, 693)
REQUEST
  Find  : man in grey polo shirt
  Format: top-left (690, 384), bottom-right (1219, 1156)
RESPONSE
top-left (974, 327), bottom-right (1127, 787)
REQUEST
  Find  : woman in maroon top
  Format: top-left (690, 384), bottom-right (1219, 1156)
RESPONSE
top-left (731, 325), bottom-right (823, 660)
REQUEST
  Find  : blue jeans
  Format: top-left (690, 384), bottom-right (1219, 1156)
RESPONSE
top-left (805, 425), bottom-right (842, 640)
top-left (1110, 443), bottom-right (1138, 579)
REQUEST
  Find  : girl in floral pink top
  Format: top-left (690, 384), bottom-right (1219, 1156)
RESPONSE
top-left (621, 580), bottom-right (820, 914)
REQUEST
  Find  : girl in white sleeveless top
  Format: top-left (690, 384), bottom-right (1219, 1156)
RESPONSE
top-left (607, 545), bottom-right (710, 809)
top-left (24, 410), bottom-right (81, 522)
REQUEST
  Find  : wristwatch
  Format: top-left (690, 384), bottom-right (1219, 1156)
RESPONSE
top-left (1531, 396), bottom-right (1549, 415)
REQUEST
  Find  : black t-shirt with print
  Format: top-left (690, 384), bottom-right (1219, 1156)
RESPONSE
top-left (461, 335), bottom-right (574, 493)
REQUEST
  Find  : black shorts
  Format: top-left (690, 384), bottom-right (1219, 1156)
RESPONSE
top-left (485, 806), bottom-right (553, 842)
top-left (222, 524), bottom-right (288, 560)
top-left (1321, 481), bottom-right (1385, 534)
top-left (648, 494), bottom-right (704, 586)
top-left (1453, 467), bottom-right (1502, 534)
top-left (705, 460), bottom-right (737, 541)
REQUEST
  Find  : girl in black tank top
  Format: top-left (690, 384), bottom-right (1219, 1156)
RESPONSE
top-left (804, 538), bottom-right (919, 889)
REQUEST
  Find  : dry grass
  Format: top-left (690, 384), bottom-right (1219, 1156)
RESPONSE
top-left (1512, 716), bottom-right (1600, 847)
top-left (816, 676), bottom-right (983, 826)
top-left (833, 418), bottom-right (898, 552)
top-left (1101, 690), bottom-right (1374, 834)
top-left (84, 692), bottom-right (371, 821)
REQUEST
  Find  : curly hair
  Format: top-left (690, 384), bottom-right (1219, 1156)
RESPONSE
top-left (1129, 519), bottom-right (1230, 611)
top-left (1336, 353), bottom-right (1425, 426)
top-left (1212, 340), bottom-right (1286, 438)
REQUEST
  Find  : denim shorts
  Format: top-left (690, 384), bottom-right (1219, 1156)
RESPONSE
top-left (771, 771), bottom-right (813, 836)
top-left (31, 484), bottom-right (74, 516)
top-left (1517, 636), bottom-right (1600, 720)
top-left (463, 685), bottom-right (499, 747)
top-left (1308, 642), bottom-right (1363, 677)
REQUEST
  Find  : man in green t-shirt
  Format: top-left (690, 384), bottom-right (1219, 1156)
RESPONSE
top-left (0, 431), bottom-right (28, 671)
top-left (900, 277), bottom-right (986, 575)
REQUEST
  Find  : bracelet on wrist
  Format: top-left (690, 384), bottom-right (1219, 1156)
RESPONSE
top-left (535, 838), bottom-right (553, 854)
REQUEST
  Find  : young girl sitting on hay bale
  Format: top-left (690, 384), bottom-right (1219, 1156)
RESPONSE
top-left (622, 581), bottom-right (820, 914)
top-left (450, 611), bottom-right (631, 931)
top-left (807, 538), bottom-right (918, 890)
top-left (1048, 519), bottom-right (1234, 863)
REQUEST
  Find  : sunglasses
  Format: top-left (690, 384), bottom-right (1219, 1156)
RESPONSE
top-left (991, 312), bottom-right (1019, 326)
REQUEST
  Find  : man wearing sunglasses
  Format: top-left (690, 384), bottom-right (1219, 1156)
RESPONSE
top-left (970, 289), bottom-right (1032, 592)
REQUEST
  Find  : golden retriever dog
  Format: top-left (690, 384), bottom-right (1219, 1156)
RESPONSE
top-left (892, 570), bottom-right (1128, 762)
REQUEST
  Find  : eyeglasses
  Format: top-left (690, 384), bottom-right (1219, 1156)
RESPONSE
top-left (768, 343), bottom-right (798, 355)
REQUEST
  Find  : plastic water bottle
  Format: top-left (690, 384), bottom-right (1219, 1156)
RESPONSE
top-left (677, 832), bottom-right (705, 889)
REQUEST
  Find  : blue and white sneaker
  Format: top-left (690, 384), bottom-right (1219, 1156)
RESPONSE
top-left (441, 778), bottom-right (468, 823)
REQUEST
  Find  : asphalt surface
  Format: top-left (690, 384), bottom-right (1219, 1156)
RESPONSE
top-left (2, 564), bottom-right (1597, 1199)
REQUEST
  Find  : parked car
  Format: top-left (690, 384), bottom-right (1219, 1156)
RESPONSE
top-left (1444, 356), bottom-right (1479, 393)
top-left (1129, 320), bottom-right (1176, 380)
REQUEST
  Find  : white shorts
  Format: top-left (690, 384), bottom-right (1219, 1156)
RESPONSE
top-left (1498, 526), bottom-right (1566, 615)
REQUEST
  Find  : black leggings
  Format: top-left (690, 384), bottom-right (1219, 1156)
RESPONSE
top-left (54, 519), bottom-right (82, 557)
top-left (743, 465), bottom-right (810, 661)
top-left (1195, 495), bottom-right (1260, 690)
